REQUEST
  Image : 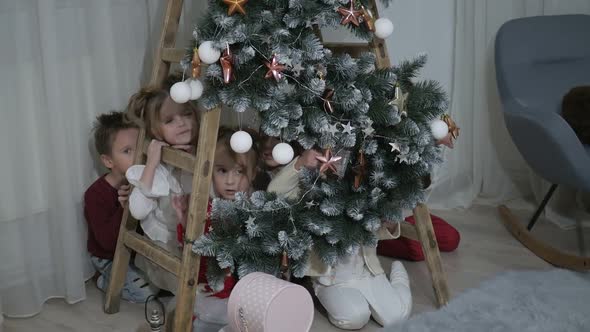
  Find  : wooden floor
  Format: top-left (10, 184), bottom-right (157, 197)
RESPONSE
top-left (5, 204), bottom-right (587, 332)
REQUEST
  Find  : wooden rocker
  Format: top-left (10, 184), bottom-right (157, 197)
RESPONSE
top-left (495, 14), bottom-right (590, 270)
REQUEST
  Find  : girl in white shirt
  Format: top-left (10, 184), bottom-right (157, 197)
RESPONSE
top-left (124, 86), bottom-right (198, 292)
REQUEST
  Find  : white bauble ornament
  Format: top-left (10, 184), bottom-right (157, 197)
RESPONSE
top-left (187, 79), bottom-right (203, 100)
top-left (374, 18), bottom-right (394, 39)
top-left (272, 143), bottom-right (294, 165)
top-left (170, 81), bottom-right (191, 104)
top-left (230, 131), bottom-right (253, 153)
top-left (198, 41), bottom-right (221, 64)
top-left (430, 119), bottom-right (449, 140)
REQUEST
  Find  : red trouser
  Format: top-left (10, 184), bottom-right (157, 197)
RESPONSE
top-left (377, 214), bottom-right (460, 261)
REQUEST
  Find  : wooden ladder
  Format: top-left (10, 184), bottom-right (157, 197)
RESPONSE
top-left (105, 0), bottom-right (449, 331)
top-left (104, 1), bottom-right (220, 332)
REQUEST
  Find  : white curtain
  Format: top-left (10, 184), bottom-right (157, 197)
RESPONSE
top-left (0, 0), bottom-right (205, 318)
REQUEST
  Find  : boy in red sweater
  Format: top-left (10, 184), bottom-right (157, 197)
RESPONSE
top-left (84, 111), bottom-right (158, 302)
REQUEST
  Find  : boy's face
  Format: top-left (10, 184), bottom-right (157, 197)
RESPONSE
top-left (158, 97), bottom-right (195, 146)
top-left (101, 128), bottom-right (139, 176)
top-left (213, 148), bottom-right (251, 200)
top-left (261, 136), bottom-right (281, 169)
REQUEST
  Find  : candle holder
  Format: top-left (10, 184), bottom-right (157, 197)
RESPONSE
top-left (144, 295), bottom-right (165, 332)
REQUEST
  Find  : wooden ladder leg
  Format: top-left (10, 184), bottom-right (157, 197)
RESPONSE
top-left (173, 107), bottom-right (222, 332)
top-left (105, 0), bottom-right (183, 314)
top-left (412, 203), bottom-right (450, 307)
top-left (149, 0), bottom-right (184, 86)
top-left (368, 0), bottom-right (391, 69)
top-left (104, 211), bottom-right (138, 313)
top-left (103, 0), bottom-right (186, 321)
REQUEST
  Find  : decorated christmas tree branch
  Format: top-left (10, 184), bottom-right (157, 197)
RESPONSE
top-left (166, 0), bottom-right (460, 284)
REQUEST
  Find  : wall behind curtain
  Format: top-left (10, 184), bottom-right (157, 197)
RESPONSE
top-left (0, 0), bottom-right (207, 318)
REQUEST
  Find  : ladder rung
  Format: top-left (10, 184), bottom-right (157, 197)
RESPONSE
top-left (323, 42), bottom-right (370, 48)
top-left (161, 47), bottom-right (186, 63)
top-left (141, 139), bottom-right (195, 172)
top-left (324, 42), bottom-right (371, 53)
top-left (123, 231), bottom-right (182, 276)
top-left (324, 43), bottom-right (372, 57)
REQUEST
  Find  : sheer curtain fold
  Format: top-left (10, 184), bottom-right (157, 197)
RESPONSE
top-left (0, 0), bottom-right (204, 318)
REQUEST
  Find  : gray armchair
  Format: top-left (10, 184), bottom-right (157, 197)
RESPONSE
top-left (495, 14), bottom-right (590, 269)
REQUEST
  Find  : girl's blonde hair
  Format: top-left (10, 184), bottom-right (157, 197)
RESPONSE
top-left (126, 76), bottom-right (199, 143)
top-left (215, 127), bottom-right (259, 185)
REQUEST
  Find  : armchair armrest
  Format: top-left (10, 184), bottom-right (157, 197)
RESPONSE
top-left (502, 104), bottom-right (590, 192)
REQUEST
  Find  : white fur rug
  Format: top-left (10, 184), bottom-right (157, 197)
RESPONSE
top-left (389, 269), bottom-right (590, 332)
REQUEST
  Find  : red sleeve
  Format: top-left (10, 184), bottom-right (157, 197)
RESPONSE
top-left (213, 275), bottom-right (236, 299)
top-left (177, 223), bottom-right (185, 246)
top-left (84, 190), bottom-right (123, 254)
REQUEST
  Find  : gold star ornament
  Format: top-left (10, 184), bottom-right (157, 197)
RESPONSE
top-left (389, 142), bottom-right (401, 152)
top-left (315, 148), bottom-right (343, 174)
top-left (222, 0), bottom-right (248, 16)
top-left (337, 1), bottom-right (362, 27)
top-left (436, 132), bottom-right (454, 149)
top-left (436, 114), bottom-right (459, 148)
top-left (442, 114), bottom-right (460, 139)
top-left (388, 84), bottom-right (409, 117)
top-left (264, 54), bottom-right (286, 82)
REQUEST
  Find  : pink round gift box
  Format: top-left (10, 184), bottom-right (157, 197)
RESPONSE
top-left (227, 272), bottom-right (314, 332)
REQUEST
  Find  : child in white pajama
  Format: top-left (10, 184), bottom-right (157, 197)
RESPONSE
top-left (261, 136), bottom-right (413, 330)
top-left (312, 251), bottom-right (412, 329)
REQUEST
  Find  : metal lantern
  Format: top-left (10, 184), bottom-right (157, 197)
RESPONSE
top-left (145, 295), bottom-right (166, 332)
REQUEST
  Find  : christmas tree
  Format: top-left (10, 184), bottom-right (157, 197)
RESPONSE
top-left (179, 0), bottom-right (453, 289)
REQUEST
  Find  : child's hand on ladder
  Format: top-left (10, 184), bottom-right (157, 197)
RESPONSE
top-left (172, 194), bottom-right (190, 246)
top-left (117, 183), bottom-right (131, 204)
top-left (172, 194), bottom-right (189, 227)
top-left (146, 139), bottom-right (168, 166)
top-left (171, 144), bottom-right (192, 152)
